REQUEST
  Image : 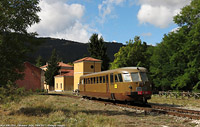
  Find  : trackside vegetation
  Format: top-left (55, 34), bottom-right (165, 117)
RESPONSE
top-left (110, 0), bottom-right (200, 91)
top-left (0, 0), bottom-right (40, 87)
top-left (0, 94), bottom-right (199, 127)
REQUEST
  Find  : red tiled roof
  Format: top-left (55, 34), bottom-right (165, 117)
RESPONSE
top-left (59, 69), bottom-right (72, 72)
top-left (73, 57), bottom-right (102, 63)
top-left (55, 70), bottom-right (74, 77)
top-left (58, 62), bottom-right (73, 68)
top-left (63, 70), bottom-right (74, 76)
top-left (40, 62), bottom-right (73, 69)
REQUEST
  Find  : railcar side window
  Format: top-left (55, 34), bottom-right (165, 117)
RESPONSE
top-left (122, 73), bottom-right (132, 82)
top-left (96, 77), bottom-right (99, 83)
top-left (100, 76), bottom-right (102, 83)
top-left (93, 77), bottom-right (96, 84)
top-left (110, 73), bottom-right (114, 83)
top-left (84, 78), bottom-right (86, 84)
top-left (131, 72), bottom-right (141, 82)
top-left (91, 78), bottom-right (93, 84)
top-left (140, 72), bottom-right (148, 82)
top-left (103, 76), bottom-right (106, 83)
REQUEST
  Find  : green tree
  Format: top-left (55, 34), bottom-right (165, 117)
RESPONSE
top-left (44, 49), bottom-right (60, 87)
top-left (110, 36), bottom-right (152, 70)
top-left (88, 33), bottom-right (110, 71)
top-left (35, 55), bottom-right (43, 67)
top-left (150, 0), bottom-right (200, 90)
top-left (0, 0), bottom-right (40, 87)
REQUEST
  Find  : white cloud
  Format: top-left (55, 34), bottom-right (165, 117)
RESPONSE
top-left (50, 21), bottom-right (97, 43)
top-left (141, 32), bottom-right (152, 37)
top-left (28, 0), bottom-right (96, 43)
top-left (98, 0), bottom-right (126, 23)
top-left (137, 0), bottom-right (191, 28)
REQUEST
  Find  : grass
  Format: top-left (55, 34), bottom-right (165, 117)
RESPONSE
top-left (149, 94), bottom-right (200, 108)
top-left (0, 94), bottom-right (199, 127)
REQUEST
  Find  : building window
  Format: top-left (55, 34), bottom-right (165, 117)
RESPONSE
top-left (60, 83), bottom-right (62, 89)
top-left (91, 65), bottom-right (94, 69)
top-left (56, 83), bottom-right (58, 88)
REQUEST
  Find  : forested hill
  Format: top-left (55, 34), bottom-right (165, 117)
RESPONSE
top-left (29, 37), bottom-right (124, 63)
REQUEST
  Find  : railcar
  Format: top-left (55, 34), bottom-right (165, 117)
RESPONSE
top-left (78, 67), bottom-right (152, 103)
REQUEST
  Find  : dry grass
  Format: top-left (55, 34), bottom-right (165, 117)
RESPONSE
top-left (0, 94), bottom-right (199, 127)
top-left (149, 95), bottom-right (200, 109)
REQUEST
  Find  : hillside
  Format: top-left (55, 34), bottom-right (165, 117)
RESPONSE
top-left (28, 37), bottom-right (124, 64)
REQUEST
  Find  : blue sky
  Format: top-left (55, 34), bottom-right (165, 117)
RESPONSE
top-left (29, 0), bottom-right (191, 45)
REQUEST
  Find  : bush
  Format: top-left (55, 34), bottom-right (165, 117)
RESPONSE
top-left (0, 81), bottom-right (30, 104)
top-left (35, 89), bottom-right (45, 93)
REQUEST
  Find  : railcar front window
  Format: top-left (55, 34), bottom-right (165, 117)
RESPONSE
top-left (140, 72), bottom-right (148, 82)
top-left (131, 72), bottom-right (141, 82)
top-left (122, 73), bottom-right (132, 82)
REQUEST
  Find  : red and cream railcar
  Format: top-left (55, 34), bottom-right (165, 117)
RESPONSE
top-left (78, 67), bottom-right (152, 103)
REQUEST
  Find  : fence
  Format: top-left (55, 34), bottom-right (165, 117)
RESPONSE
top-left (158, 91), bottom-right (200, 99)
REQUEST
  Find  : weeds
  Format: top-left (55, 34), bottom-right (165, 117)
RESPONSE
top-left (0, 93), bottom-right (199, 126)
top-left (0, 81), bottom-right (31, 104)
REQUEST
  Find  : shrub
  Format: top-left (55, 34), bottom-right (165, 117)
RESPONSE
top-left (0, 81), bottom-right (30, 104)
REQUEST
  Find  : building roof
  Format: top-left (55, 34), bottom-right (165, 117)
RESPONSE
top-left (40, 64), bottom-right (48, 69)
top-left (59, 69), bottom-right (72, 72)
top-left (40, 62), bottom-right (73, 69)
top-left (58, 62), bottom-right (73, 68)
top-left (55, 70), bottom-right (74, 77)
top-left (73, 57), bottom-right (102, 63)
top-left (24, 62), bottom-right (42, 71)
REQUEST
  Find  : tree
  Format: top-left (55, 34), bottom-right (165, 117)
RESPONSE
top-left (35, 55), bottom-right (43, 67)
top-left (110, 36), bottom-right (152, 70)
top-left (0, 0), bottom-right (40, 87)
top-left (150, 0), bottom-right (200, 91)
top-left (44, 49), bottom-right (60, 87)
top-left (88, 33), bottom-right (110, 71)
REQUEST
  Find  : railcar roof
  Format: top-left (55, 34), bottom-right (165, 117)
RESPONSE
top-left (80, 67), bottom-right (147, 78)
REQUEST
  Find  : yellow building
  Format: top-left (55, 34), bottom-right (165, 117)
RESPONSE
top-left (40, 62), bottom-right (74, 91)
top-left (73, 57), bottom-right (102, 91)
top-left (54, 70), bottom-right (74, 91)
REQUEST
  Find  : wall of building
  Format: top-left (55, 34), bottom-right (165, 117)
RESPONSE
top-left (16, 62), bottom-right (42, 91)
top-left (74, 61), bottom-right (101, 91)
top-left (74, 62), bottom-right (83, 90)
top-left (64, 76), bottom-right (74, 91)
top-left (83, 62), bottom-right (101, 73)
top-left (54, 76), bottom-right (64, 91)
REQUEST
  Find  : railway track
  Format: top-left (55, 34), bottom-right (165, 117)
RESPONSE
top-left (43, 93), bottom-right (200, 120)
top-left (115, 103), bottom-right (200, 120)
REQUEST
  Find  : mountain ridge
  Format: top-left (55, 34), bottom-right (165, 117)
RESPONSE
top-left (29, 37), bottom-right (124, 64)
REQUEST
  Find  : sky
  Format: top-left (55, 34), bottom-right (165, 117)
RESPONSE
top-left (28, 0), bottom-right (191, 45)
